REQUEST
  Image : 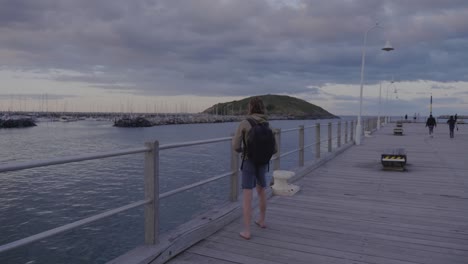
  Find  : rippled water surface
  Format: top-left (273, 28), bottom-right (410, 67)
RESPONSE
top-left (0, 118), bottom-right (347, 263)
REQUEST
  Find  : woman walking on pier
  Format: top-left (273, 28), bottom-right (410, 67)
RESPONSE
top-left (232, 97), bottom-right (277, 240)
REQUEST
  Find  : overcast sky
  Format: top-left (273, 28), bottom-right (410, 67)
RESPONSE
top-left (1, 0), bottom-right (467, 116)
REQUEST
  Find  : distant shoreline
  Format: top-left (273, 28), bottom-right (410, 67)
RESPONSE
top-left (112, 114), bottom-right (339, 127)
top-left (0, 112), bottom-right (339, 128)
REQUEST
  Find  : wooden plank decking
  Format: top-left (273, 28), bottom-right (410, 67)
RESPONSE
top-left (167, 123), bottom-right (468, 264)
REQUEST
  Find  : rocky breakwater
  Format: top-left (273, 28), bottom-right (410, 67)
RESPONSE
top-left (113, 114), bottom-right (242, 127)
top-left (0, 118), bottom-right (37, 128)
top-left (114, 117), bottom-right (153, 127)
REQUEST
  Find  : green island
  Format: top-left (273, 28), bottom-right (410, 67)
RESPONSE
top-left (203, 94), bottom-right (338, 120)
top-left (113, 94), bottom-right (338, 127)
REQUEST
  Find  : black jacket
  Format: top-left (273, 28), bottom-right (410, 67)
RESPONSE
top-left (426, 117), bottom-right (436, 126)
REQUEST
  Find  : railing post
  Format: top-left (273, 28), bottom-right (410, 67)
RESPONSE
top-left (362, 118), bottom-right (365, 135)
top-left (337, 122), bottom-right (341, 148)
top-left (273, 128), bottom-right (281, 170)
top-left (345, 121), bottom-right (348, 144)
top-left (230, 134), bottom-right (239, 202)
top-left (328, 122), bottom-right (332, 152)
top-left (315, 123), bottom-right (320, 159)
top-left (299, 125), bottom-right (304, 167)
top-left (350, 120), bottom-right (354, 143)
top-left (144, 141), bottom-right (159, 245)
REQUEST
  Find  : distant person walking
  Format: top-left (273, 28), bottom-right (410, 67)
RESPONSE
top-left (232, 97), bottom-right (277, 240)
top-left (425, 115), bottom-right (437, 136)
top-left (447, 115), bottom-right (457, 138)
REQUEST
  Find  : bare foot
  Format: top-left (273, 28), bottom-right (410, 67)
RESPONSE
top-left (255, 220), bottom-right (266, 228)
top-left (239, 231), bottom-right (250, 240)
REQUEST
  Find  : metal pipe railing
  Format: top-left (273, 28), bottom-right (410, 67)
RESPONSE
top-left (0, 147), bottom-right (149, 173)
top-left (0, 199), bottom-right (151, 253)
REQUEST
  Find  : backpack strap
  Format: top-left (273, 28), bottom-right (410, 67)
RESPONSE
top-left (246, 118), bottom-right (257, 128)
top-left (241, 118), bottom-right (255, 170)
top-left (240, 130), bottom-right (246, 170)
top-left (240, 118), bottom-right (257, 170)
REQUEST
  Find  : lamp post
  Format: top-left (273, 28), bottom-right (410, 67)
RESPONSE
top-left (384, 79), bottom-right (394, 124)
top-left (355, 23), bottom-right (394, 145)
top-left (430, 94), bottom-right (432, 116)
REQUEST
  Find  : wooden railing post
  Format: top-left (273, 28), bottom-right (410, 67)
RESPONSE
top-left (315, 123), bottom-right (320, 159)
top-left (230, 134), bottom-right (239, 202)
top-left (328, 122), bottom-right (332, 152)
top-left (273, 128), bottom-right (281, 170)
top-left (345, 121), bottom-right (348, 144)
top-left (350, 120), bottom-right (354, 143)
top-left (337, 122), bottom-right (341, 148)
top-left (299, 125), bottom-right (304, 167)
top-left (144, 141), bottom-right (159, 245)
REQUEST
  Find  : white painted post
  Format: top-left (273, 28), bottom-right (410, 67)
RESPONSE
top-left (299, 125), bottom-right (304, 167)
top-left (144, 141), bottom-right (159, 245)
top-left (345, 121), bottom-right (348, 144)
top-left (273, 129), bottom-right (281, 170)
top-left (337, 122), bottom-right (341, 148)
top-left (315, 123), bottom-right (321, 159)
top-left (328, 122), bottom-right (332, 152)
top-left (230, 134), bottom-right (239, 202)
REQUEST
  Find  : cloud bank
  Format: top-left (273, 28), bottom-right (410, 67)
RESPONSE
top-left (1, 0), bottom-right (467, 114)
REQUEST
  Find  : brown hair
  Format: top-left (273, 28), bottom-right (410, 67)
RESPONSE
top-left (248, 97), bottom-right (265, 115)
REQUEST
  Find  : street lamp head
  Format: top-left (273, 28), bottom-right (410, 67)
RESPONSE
top-left (382, 40), bottom-right (394, 51)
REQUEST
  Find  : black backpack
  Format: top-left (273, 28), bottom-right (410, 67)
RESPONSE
top-left (241, 118), bottom-right (276, 169)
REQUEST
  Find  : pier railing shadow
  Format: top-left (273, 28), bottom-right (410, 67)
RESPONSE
top-left (0, 117), bottom-right (382, 263)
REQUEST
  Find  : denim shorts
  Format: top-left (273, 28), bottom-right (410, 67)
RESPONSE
top-left (241, 159), bottom-right (267, 189)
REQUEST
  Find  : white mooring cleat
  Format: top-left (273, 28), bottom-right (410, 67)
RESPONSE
top-left (271, 170), bottom-right (300, 196)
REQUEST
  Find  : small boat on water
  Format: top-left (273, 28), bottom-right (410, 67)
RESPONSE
top-left (59, 116), bottom-right (80, 122)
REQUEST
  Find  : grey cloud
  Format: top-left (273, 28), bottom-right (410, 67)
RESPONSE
top-left (0, 93), bottom-right (76, 100)
top-left (1, 0), bottom-right (468, 99)
top-left (431, 84), bottom-right (456, 90)
top-left (332, 95), bottom-right (360, 101)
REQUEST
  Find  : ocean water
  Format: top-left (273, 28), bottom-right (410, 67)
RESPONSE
top-left (0, 117), bottom-right (352, 263)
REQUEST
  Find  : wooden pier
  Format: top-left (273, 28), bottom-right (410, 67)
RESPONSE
top-left (165, 123), bottom-right (468, 264)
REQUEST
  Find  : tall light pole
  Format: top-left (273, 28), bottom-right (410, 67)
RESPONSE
top-left (430, 94), bottom-right (433, 116)
top-left (384, 79), bottom-right (394, 124)
top-left (355, 23), bottom-right (394, 145)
